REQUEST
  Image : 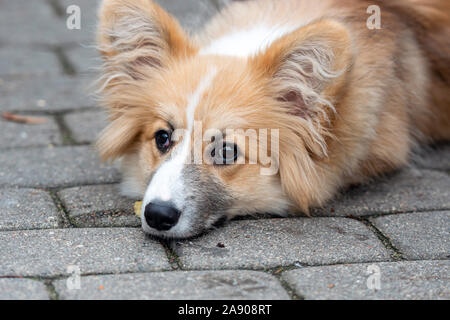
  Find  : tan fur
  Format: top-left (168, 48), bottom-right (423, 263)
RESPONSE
top-left (96, 0), bottom-right (450, 220)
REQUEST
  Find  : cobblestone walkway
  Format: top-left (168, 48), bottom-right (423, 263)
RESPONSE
top-left (0, 0), bottom-right (449, 300)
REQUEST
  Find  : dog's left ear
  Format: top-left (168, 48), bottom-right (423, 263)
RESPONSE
top-left (251, 19), bottom-right (353, 213)
top-left (251, 19), bottom-right (352, 121)
top-left (97, 0), bottom-right (195, 80)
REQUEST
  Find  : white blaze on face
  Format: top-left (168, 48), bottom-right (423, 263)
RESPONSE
top-left (199, 25), bottom-right (299, 58)
top-left (142, 68), bottom-right (218, 211)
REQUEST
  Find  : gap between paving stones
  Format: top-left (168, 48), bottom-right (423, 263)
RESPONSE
top-left (1, 197), bottom-right (444, 286)
top-left (2, 176), bottom-right (448, 235)
top-left (346, 208), bottom-right (450, 219)
top-left (0, 221), bottom-right (399, 276)
top-left (210, 0), bottom-right (231, 10)
top-left (5, 183), bottom-right (449, 231)
top-left (44, 280), bottom-right (59, 300)
top-left (0, 268), bottom-right (305, 300)
top-left (160, 240), bottom-right (184, 271)
top-left (350, 217), bottom-right (405, 261)
top-left (9, 259), bottom-right (446, 300)
top-left (52, 46), bottom-right (77, 76)
top-left (1, 43), bottom-right (78, 75)
top-left (264, 265), bottom-right (304, 300)
top-left (44, 214), bottom-right (393, 270)
top-left (47, 0), bottom-right (66, 17)
top-left (2, 258), bottom-right (446, 281)
top-left (0, 111), bottom-right (94, 151)
top-left (10, 184), bottom-right (404, 292)
top-left (54, 113), bottom-right (79, 145)
top-left (48, 189), bottom-right (76, 228)
top-left (0, 276), bottom-right (56, 300)
top-left (1, 107), bottom-right (96, 116)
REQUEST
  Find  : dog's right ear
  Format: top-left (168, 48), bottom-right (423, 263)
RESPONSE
top-left (96, 113), bottom-right (142, 161)
top-left (97, 0), bottom-right (195, 80)
top-left (96, 0), bottom-right (195, 161)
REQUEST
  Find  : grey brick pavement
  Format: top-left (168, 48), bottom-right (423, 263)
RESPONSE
top-left (55, 0), bottom-right (102, 45)
top-left (0, 75), bottom-right (95, 112)
top-left (58, 184), bottom-right (139, 227)
top-left (0, 228), bottom-right (170, 277)
top-left (0, 188), bottom-right (59, 231)
top-left (63, 110), bottom-right (108, 144)
top-left (282, 260), bottom-right (450, 300)
top-left (371, 211), bottom-right (450, 260)
top-left (65, 46), bottom-right (100, 74)
top-left (312, 169), bottom-right (450, 217)
top-left (0, 0), bottom-right (65, 46)
top-left (0, 146), bottom-right (120, 188)
top-left (175, 218), bottom-right (391, 270)
top-left (0, 0), bottom-right (448, 300)
top-left (0, 48), bottom-right (62, 76)
top-left (0, 115), bottom-right (61, 149)
top-left (0, 279), bottom-right (50, 300)
top-left (54, 270), bottom-right (289, 300)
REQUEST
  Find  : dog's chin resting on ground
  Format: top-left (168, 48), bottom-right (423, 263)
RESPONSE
top-left (95, 0), bottom-right (450, 240)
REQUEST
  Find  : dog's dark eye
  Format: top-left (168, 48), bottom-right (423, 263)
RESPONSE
top-left (155, 130), bottom-right (171, 153)
top-left (211, 143), bottom-right (239, 165)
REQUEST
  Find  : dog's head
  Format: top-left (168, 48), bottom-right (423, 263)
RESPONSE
top-left (96, 0), bottom-right (352, 239)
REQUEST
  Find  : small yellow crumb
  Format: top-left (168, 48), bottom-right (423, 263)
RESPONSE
top-left (134, 201), bottom-right (143, 217)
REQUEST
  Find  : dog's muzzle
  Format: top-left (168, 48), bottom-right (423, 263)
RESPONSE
top-left (144, 201), bottom-right (181, 231)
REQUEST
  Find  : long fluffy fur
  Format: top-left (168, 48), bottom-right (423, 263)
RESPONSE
top-left (95, 0), bottom-right (450, 220)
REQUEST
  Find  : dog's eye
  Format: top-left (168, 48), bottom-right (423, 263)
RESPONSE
top-left (155, 130), bottom-right (171, 153)
top-left (211, 143), bottom-right (239, 165)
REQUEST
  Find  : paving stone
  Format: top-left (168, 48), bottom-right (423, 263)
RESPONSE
top-left (0, 115), bottom-right (61, 149)
top-left (63, 110), bottom-right (108, 144)
top-left (0, 278), bottom-right (50, 300)
top-left (0, 0), bottom-right (101, 46)
top-left (58, 184), bottom-right (139, 228)
top-left (0, 228), bottom-right (170, 277)
top-left (0, 75), bottom-right (95, 112)
top-left (64, 0), bottom-right (219, 73)
top-left (0, 146), bottom-right (120, 188)
top-left (0, 0), bottom-right (65, 46)
top-left (54, 270), bottom-right (289, 300)
top-left (60, 0), bottom-right (220, 45)
top-left (214, 0), bottom-right (233, 9)
top-left (155, 0), bottom-right (218, 32)
top-left (65, 46), bottom-right (100, 75)
top-left (52, 0), bottom-right (102, 45)
top-left (312, 169), bottom-right (450, 217)
top-left (0, 188), bottom-right (59, 231)
top-left (282, 260), bottom-right (450, 300)
top-left (414, 144), bottom-right (450, 171)
top-left (371, 211), bottom-right (450, 260)
top-left (175, 218), bottom-right (390, 270)
top-left (0, 48), bottom-right (61, 76)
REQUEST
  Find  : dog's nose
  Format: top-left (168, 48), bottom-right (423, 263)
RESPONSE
top-left (144, 201), bottom-right (181, 231)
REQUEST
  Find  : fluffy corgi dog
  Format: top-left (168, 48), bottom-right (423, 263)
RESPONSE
top-left (96, 0), bottom-right (450, 239)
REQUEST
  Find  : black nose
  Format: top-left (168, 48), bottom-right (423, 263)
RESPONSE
top-left (144, 201), bottom-right (181, 231)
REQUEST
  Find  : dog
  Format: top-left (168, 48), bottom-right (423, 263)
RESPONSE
top-left (95, 0), bottom-right (450, 239)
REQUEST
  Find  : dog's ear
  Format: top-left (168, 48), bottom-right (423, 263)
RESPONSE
top-left (97, 0), bottom-right (195, 80)
top-left (96, 0), bottom-right (194, 161)
top-left (252, 19), bottom-right (352, 123)
top-left (252, 20), bottom-right (353, 213)
top-left (96, 114), bottom-right (142, 161)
